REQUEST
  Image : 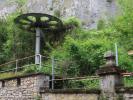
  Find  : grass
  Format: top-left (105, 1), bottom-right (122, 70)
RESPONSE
top-left (0, 72), bottom-right (23, 80)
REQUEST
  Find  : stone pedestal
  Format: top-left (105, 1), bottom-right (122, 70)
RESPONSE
top-left (97, 51), bottom-right (123, 100)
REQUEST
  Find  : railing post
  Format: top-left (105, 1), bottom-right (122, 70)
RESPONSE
top-left (15, 60), bottom-right (18, 73)
top-left (115, 43), bottom-right (119, 66)
top-left (51, 56), bottom-right (55, 90)
top-left (39, 54), bottom-right (42, 70)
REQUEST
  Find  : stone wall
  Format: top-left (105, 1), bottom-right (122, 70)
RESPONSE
top-left (0, 73), bottom-right (133, 100)
top-left (0, 73), bottom-right (101, 100)
top-left (124, 93), bottom-right (133, 100)
top-left (0, 73), bottom-right (49, 100)
top-left (116, 87), bottom-right (133, 100)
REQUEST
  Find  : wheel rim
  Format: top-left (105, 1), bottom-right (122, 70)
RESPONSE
top-left (14, 13), bottom-right (63, 33)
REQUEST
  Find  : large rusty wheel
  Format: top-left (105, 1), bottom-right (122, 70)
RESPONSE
top-left (14, 13), bottom-right (63, 33)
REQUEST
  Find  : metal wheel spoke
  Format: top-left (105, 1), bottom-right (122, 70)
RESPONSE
top-left (25, 17), bottom-right (33, 23)
top-left (36, 17), bottom-right (41, 22)
top-left (19, 21), bottom-right (30, 25)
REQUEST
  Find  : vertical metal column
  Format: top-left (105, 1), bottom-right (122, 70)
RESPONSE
top-left (15, 60), bottom-right (18, 73)
top-left (39, 54), bottom-right (42, 70)
top-left (115, 43), bottom-right (119, 66)
top-left (35, 28), bottom-right (41, 64)
top-left (51, 56), bottom-right (55, 89)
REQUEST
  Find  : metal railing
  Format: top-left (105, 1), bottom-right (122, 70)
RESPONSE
top-left (50, 76), bottom-right (100, 89)
top-left (0, 54), bottom-right (53, 73)
top-left (0, 54), bottom-right (132, 89)
top-left (0, 54), bottom-right (100, 89)
top-left (0, 55), bottom-right (36, 73)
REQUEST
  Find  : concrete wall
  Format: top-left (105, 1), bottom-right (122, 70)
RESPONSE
top-left (0, 73), bottom-right (49, 100)
top-left (42, 93), bottom-right (99, 100)
top-left (40, 89), bottom-right (100, 100)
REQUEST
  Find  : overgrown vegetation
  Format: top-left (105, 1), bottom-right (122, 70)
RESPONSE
top-left (0, 0), bottom-right (132, 88)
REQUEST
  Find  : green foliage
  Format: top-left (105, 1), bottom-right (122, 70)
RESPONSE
top-left (15, 0), bottom-right (27, 5)
top-left (51, 0), bottom-right (133, 77)
top-left (64, 79), bottom-right (99, 89)
top-left (4, 13), bottom-right (35, 58)
top-left (34, 95), bottom-right (41, 100)
top-left (22, 63), bottom-right (52, 75)
top-left (0, 0), bottom-right (132, 84)
top-left (0, 21), bottom-right (8, 64)
top-left (113, 0), bottom-right (133, 51)
top-left (124, 77), bottom-right (133, 87)
top-left (97, 19), bottom-right (105, 30)
top-left (52, 27), bottom-right (132, 76)
top-left (22, 64), bottom-right (39, 74)
top-left (0, 13), bottom-right (35, 72)
top-left (63, 17), bottom-right (82, 28)
top-left (54, 10), bottom-right (61, 17)
top-left (63, 33), bottom-right (110, 75)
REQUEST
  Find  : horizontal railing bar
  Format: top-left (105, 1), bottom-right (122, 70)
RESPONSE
top-left (16, 55), bottom-right (35, 61)
top-left (0, 64), bottom-right (33, 73)
top-left (0, 55), bottom-right (64, 68)
top-left (0, 60), bottom-right (16, 67)
top-left (41, 55), bottom-right (51, 59)
top-left (122, 72), bottom-right (133, 76)
top-left (49, 76), bottom-right (99, 81)
top-left (0, 63), bottom-right (53, 73)
top-left (0, 68), bottom-right (15, 73)
top-left (41, 56), bottom-right (65, 61)
top-left (0, 55), bottom-right (35, 67)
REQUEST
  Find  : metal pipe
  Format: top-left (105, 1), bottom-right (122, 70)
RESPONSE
top-left (115, 43), bottom-right (119, 66)
top-left (51, 56), bottom-right (55, 89)
top-left (15, 60), bottom-right (18, 73)
top-left (35, 28), bottom-right (41, 64)
top-left (39, 54), bottom-right (42, 70)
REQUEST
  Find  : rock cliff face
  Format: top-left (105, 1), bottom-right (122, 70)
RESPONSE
top-left (0, 0), bottom-right (17, 19)
top-left (0, 0), bottom-right (117, 28)
top-left (26, 0), bottom-right (117, 28)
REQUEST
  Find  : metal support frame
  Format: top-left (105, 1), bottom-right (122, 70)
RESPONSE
top-left (14, 13), bottom-right (64, 70)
